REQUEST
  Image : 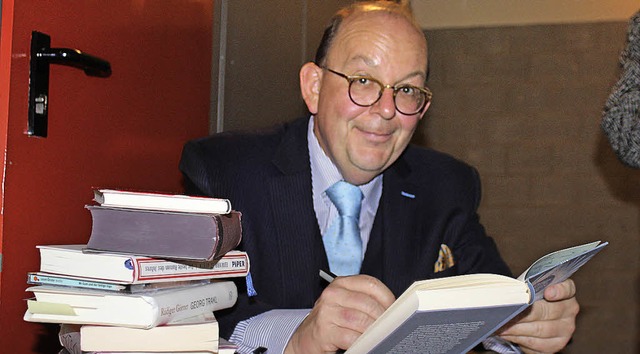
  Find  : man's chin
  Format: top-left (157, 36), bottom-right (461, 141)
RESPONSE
top-left (349, 150), bottom-right (393, 172)
top-left (344, 160), bottom-right (389, 182)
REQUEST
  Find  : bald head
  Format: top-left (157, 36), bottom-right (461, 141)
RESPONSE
top-left (314, 1), bottom-right (427, 68)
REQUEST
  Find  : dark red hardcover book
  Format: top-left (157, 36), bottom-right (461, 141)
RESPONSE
top-left (86, 205), bottom-right (242, 262)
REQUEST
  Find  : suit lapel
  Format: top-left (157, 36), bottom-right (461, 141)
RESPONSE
top-left (362, 154), bottom-right (420, 296)
top-left (268, 118), bottom-right (328, 300)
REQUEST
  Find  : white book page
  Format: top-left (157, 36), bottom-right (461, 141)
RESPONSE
top-left (517, 241), bottom-right (604, 281)
top-left (518, 241), bottom-right (607, 301)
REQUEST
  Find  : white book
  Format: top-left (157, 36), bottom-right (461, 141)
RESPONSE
top-left (345, 241), bottom-right (607, 354)
top-left (93, 189), bottom-right (232, 214)
top-left (81, 313), bottom-right (219, 353)
top-left (24, 281), bottom-right (237, 329)
top-left (36, 245), bottom-right (249, 284)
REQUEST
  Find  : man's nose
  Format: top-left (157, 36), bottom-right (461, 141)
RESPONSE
top-left (372, 87), bottom-right (396, 119)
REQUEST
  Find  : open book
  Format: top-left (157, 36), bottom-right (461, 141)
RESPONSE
top-left (345, 241), bottom-right (607, 354)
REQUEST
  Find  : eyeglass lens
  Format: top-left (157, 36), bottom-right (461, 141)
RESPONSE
top-left (348, 77), bottom-right (427, 115)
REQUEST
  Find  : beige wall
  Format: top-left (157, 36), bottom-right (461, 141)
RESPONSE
top-left (421, 20), bottom-right (639, 353)
top-left (413, 0), bottom-right (639, 29)
top-left (410, 3), bottom-right (640, 351)
top-left (211, 0), bottom-right (343, 133)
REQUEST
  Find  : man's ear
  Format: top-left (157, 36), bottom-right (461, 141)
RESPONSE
top-left (418, 101), bottom-right (431, 120)
top-left (300, 62), bottom-right (322, 114)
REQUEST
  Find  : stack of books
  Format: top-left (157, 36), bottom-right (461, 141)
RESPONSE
top-left (24, 189), bottom-right (246, 354)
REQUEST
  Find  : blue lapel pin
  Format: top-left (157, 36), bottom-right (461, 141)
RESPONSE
top-left (401, 191), bottom-right (415, 199)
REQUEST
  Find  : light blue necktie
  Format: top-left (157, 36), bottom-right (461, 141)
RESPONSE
top-left (323, 180), bottom-right (364, 276)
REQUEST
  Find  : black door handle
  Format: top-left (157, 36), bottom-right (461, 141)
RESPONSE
top-left (36, 47), bottom-right (111, 78)
top-left (28, 31), bottom-right (112, 137)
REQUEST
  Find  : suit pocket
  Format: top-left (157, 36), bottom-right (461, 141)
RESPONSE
top-left (431, 264), bottom-right (459, 279)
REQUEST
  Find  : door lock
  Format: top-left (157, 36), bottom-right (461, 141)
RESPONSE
top-left (28, 31), bottom-right (112, 137)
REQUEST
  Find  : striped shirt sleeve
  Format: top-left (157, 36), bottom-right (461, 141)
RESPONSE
top-left (229, 309), bottom-right (310, 354)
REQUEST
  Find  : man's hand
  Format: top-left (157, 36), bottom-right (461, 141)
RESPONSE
top-left (284, 274), bottom-right (395, 354)
top-left (498, 279), bottom-right (579, 354)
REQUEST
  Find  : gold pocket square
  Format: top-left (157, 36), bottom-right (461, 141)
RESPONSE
top-left (434, 244), bottom-right (455, 273)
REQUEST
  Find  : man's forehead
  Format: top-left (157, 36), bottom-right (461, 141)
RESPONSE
top-left (335, 11), bottom-right (426, 52)
top-left (329, 13), bottom-right (427, 74)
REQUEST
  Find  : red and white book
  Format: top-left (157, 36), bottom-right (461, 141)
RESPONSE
top-left (36, 244), bottom-right (249, 284)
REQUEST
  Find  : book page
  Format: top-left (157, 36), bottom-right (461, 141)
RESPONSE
top-left (517, 241), bottom-right (606, 281)
top-left (520, 242), bottom-right (608, 301)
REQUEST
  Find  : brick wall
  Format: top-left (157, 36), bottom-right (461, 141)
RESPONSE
top-left (420, 21), bottom-right (640, 353)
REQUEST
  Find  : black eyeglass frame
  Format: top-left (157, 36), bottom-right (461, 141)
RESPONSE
top-left (320, 66), bottom-right (433, 115)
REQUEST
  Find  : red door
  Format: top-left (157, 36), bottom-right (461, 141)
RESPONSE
top-left (0, 1), bottom-right (213, 351)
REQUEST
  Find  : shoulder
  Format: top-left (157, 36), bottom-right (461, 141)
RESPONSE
top-left (395, 145), bottom-right (482, 202)
top-left (184, 123), bottom-right (286, 158)
top-left (179, 117), bottom-right (309, 196)
top-left (401, 145), bottom-right (479, 181)
top-left (182, 117), bottom-right (307, 164)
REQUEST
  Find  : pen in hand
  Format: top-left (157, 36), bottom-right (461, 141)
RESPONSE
top-left (320, 269), bottom-right (336, 283)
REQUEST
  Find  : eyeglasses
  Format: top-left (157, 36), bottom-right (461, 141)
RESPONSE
top-left (321, 66), bottom-right (432, 115)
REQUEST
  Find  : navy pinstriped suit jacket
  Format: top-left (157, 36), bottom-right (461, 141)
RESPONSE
top-left (179, 116), bottom-right (511, 338)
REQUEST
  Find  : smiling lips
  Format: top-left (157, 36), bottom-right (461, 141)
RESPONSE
top-left (356, 126), bottom-right (394, 144)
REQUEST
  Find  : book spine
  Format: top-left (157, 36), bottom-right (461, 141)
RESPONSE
top-left (211, 211), bottom-right (243, 260)
top-left (133, 251), bottom-right (249, 283)
top-left (27, 273), bottom-right (126, 292)
top-left (39, 246), bottom-right (248, 285)
top-left (86, 206), bottom-right (242, 262)
top-left (147, 281), bottom-right (237, 327)
top-left (38, 246), bottom-right (137, 284)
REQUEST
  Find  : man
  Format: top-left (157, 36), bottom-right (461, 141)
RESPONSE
top-left (180, 2), bottom-right (579, 353)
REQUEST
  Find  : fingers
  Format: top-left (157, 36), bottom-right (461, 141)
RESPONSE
top-left (500, 296), bottom-right (579, 333)
top-left (543, 279), bottom-right (576, 301)
top-left (500, 326), bottom-right (574, 354)
top-left (316, 275), bottom-right (395, 335)
top-left (497, 281), bottom-right (579, 354)
top-left (499, 305), bottom-right (577, 338)
top-left (496, 279), bottom-right (579, 353)
top-left (330, 274), bottom-right (396, 308)
top-left (499, 308), bottom-right (576, 353)
top-left (499, 333), bottom-right (572, 354)
top-left (502, 279), bottom-right (578, 326)
top-left (285, 275), bottom-right (395, 354)
top-left (510, 298), bottom-right (579, 327)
